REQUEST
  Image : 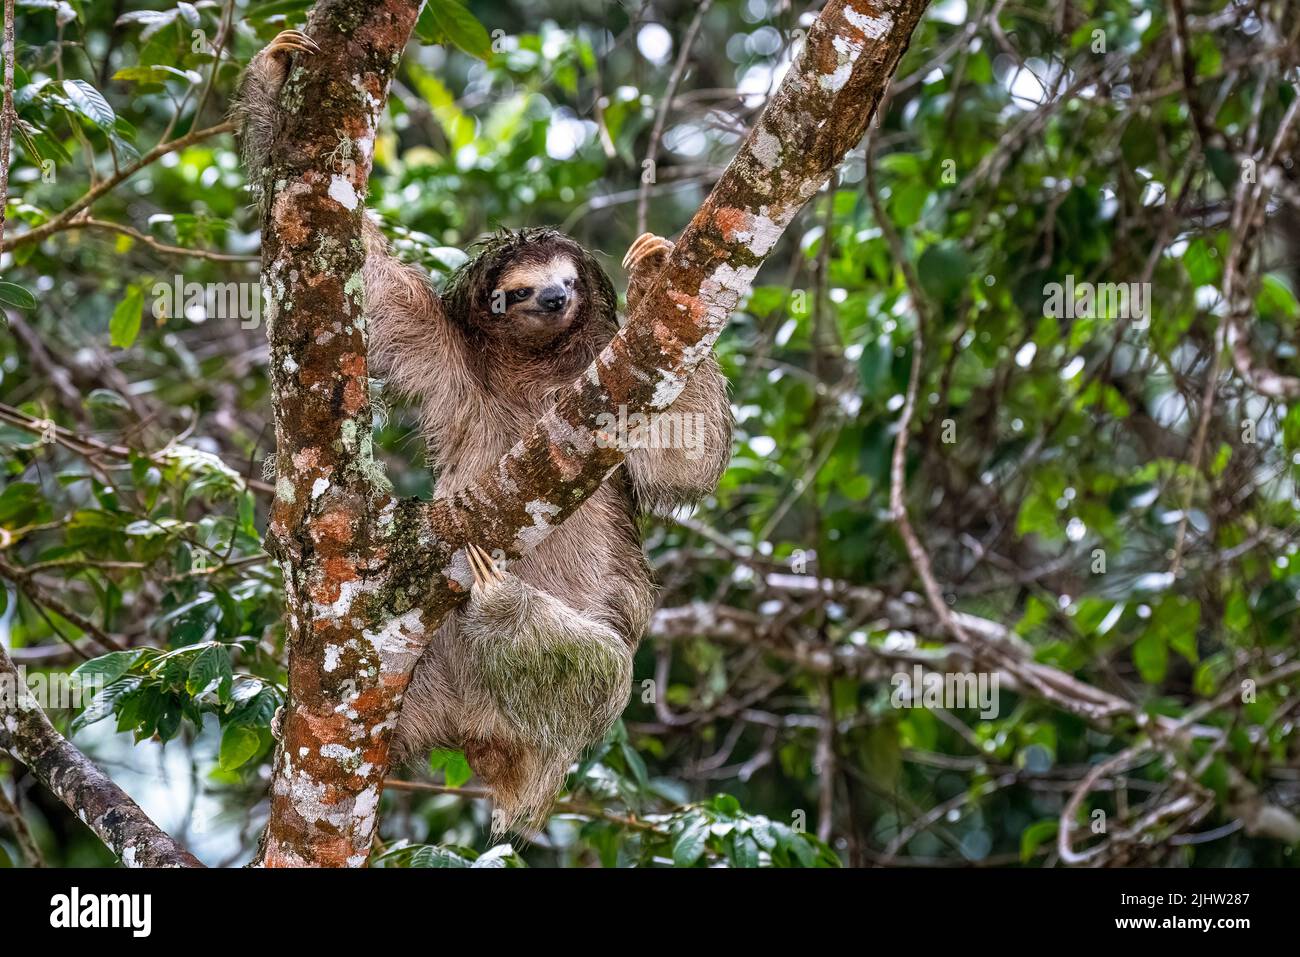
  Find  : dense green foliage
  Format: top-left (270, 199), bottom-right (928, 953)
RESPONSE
top-left (1, 0), bottom-right (1298, 867)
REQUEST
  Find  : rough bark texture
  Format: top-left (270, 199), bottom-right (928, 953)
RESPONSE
top-left (259, 0), bottom-right (930, 867)
top-left (0, 644), bottom-right (202, 867)
top-left (256, 0), bottom-right (424, 867)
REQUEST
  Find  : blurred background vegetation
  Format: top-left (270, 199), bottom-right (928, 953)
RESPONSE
top-left (1, 0), bottom-right (1298, 867)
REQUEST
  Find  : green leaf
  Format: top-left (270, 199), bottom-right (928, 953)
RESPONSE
top-left (186, 645), bottom-right (232, 700)
top-left (112, 65), bottom-right (174, 86)
top-left (1020, 819), bottom-right (1058, 862)
top-left (429, 748), bottom-right (473, 787)
top-left (730, 832), bottom-right (759, 868)
top-left (0, 281), bottom-right (37, 309)
top-left (219, 724), bottom-right (261, 771)
top-left (1133, 630), bottom-right (1168, 684)
top-left (74, 649), bottom-right (148, 686)
top-left (242, 0), bottom-right (312, 24)
top-left (110, 285), bottom-right (144, 348)
top-left (417, 0), bottom-right (492, 60)
top-left (62, 79), bottom-right (116, 132)
top-left (672, 816), bottom-right (710, 867)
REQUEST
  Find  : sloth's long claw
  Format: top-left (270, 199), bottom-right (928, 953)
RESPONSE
top-left (267, 29), bottom-right (320, 58)
top-left (622, 232), bottom-right (652, 269)
top-left (622, 232), bottom-right (674, 271)
top-left (466, 543), bottom-right (488, 588)
top-left (467, 543), bottom-right (505, 589)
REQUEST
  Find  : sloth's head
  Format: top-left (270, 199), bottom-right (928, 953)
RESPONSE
top-left (443, 227), bottom-right (618, 351)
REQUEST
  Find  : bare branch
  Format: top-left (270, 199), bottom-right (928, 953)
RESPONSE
top-left (0, 643), bottom-right (202, 867)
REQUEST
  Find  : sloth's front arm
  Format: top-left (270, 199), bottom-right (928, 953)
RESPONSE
top-left (234, 31), bottom-right (470, 408)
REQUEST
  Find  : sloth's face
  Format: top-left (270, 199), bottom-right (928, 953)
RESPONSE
top-left (490, 253), bottom-right (582, 346)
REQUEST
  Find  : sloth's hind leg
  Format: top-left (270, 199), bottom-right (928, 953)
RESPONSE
top-left (458, 544), bottom-right (633, 830)
top-left (460, 544), bottom-right (632, 749)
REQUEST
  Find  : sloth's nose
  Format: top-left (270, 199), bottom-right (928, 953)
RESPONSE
top-left (537, 286), bottom-right (568, 312)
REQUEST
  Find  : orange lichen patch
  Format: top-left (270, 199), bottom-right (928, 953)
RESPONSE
top-left (272, 190), bottom-right (312, 248)
top-left (295, 364), bottom-right (330, 393)
top-left (347, 686), bottom-right (389, 717)
top-left (355, 14), bottom-right (419, 59)
top-left (309, 560), bottom-right (360, 608)
top-left (293, 447), bottom-right (321, 472)
top-left (339, 353), bottom-right (366, 377)
top-left (322, 554), bottom-right (360, 584)
top-left (382, 670), bottom-right (414, 692)
top-left (714, 206), bottom-right (749, 242)
top-left (808, 26), bottom-right (843, 76)
top-left (301, 706), bottom-right (358, 745)
top-left (342, 376), bottom-right (367, 414)
top-left (312, 508), bottom-right (355, 545)
top-left (666, 288), bottom-right (710, 325)
top-left (592, 335), bottom-right (638, 399)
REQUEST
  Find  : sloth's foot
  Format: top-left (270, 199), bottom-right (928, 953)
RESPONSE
top-left (253, 29), bottom-right (319, 88)
top-left (622, 232), bottom-right (674, 272)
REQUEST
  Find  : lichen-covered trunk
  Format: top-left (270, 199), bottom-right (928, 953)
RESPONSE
top-left (257, 0), bottom-right (930, 867)
top-left (255, 0), bottom-right (423, 867)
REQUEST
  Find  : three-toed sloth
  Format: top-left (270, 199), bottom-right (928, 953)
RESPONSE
top-left (236, 32), bottom-right (732, 830)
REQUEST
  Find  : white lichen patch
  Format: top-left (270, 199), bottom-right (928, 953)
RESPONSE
top-left (352, 784), bottom-right (381, 840)
top-left (541, 410), bottom-right (597, 459)
top-left (751, 125), bottom-right (782, 170)
top-left (698, 261), bottom-right (761, 328)
top-left (649, 370), bottom-right (686, 410)
top-left (344, 271), bottom-right (364, 307)
top-left (276, 477), bottom-right (296, 504)
top-left (311, 477), bottom-right (331, 500)
top-left (283, 768), bottom-right (351, 829)
top-left (495, 460), bottom-right (519, 496)
top-left (747, 211), bottom-right (783, 256)
top-left (515, 499), bottom-right (562, 552)
top-left (821, 34), bottom-right (866, 92)
top-left (321, 743), bottom-right (363, 771)
top-left (314, 576), bottom-right (378, 621)
top-left (362, 608), bottom-right (426, 672)
top-left (328, 174), bottom-right (359, 211)
top-left (340, 419), bottom-right (358, 453)
top-left (350, 74), bottom-right (382, 112)
top-left (845, 5), bottom-right (893, 40)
